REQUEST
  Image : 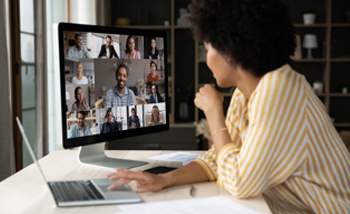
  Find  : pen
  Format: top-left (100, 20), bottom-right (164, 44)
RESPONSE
top-left (189, 184), bottom-right (195, 197)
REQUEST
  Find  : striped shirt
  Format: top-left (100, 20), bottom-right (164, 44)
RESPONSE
top-left (194, 64), bottom-right (350, 213)
top-left (104, 86), bottom-right (136, 108)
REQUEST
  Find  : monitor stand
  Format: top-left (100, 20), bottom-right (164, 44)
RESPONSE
top-left (78, 142), bottom-right (148, 169)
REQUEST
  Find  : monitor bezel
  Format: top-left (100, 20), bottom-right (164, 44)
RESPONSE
top-left (58, 22), bottom-right (169, 149)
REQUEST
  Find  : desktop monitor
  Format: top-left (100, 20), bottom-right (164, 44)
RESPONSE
top-left (58, 23), bottom-right (169, 169)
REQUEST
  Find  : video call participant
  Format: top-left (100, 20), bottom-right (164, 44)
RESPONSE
top-left (147, 105), bottom-right (164, 126)
top-left (149, 84), bottom-right (164, 103)
top-left (71, 86), bottom-right (90, 111)
top-left (67, 33), bottom-right (90, 59)
top-left (124, 35), bottom-right (140, 59)
top-left (148, 38), bottom-right (159, 59)
top-left (147, 61), bottom-right (159, 82)
top-left (104, 64), bottom-right (137, 108)
top-left (69, 111), bottom-right (92, 138)
top-left (107, 0), bottom-right (350, 213)
top-left (102, 108), bottom-right (120, 133)
top-left (98, 35), bottom-right (119, 59)
top-left (128, 108), bottom-right (140, 129)
top-left (72, 62), bottom-right (88, 84)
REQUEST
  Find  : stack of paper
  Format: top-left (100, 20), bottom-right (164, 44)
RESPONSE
top-left (116, 196), bottom-right (266, 214)
top-left (148, 152), bottom-right (201, 165)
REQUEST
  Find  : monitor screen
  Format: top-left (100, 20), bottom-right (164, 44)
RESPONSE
top-left (58, 23), bottom-right (169, 149)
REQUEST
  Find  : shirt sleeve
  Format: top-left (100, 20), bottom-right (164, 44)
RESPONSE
top-left (192, 146), bottom-right (218, 181)
top-left (84, 47), bottom-right (91, 58)
top-left (129, 90), bottom-right (137, 106)
top-left (216, 70), bottom-right (308, 199)
top-left (71, 103), bottom-right (77, 111)
top-left (67, 48), bottom-right (73, 58)
top-left (104, 90), bottom-right (112, 108)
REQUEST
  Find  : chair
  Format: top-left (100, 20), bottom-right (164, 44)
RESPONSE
top-left (95, 98), bottom-right (104, 109)
top-left (135, 96), bottom-right (147, 105)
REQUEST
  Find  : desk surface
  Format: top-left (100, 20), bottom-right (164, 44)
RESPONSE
top-left (0, 150), bottom-right (271, 213)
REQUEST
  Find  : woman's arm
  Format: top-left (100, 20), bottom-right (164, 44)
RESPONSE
top-left (108, 161), bottom-right (209, 191)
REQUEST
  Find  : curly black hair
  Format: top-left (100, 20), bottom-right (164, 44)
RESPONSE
top-left (189, 0), bottom-right (296, 77)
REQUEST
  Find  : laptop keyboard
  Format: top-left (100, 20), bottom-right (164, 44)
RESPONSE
top-left (50, 180), bottom-right (104, 202)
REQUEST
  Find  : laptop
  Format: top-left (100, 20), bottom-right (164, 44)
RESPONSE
top-left (16, 117), bottom-right (142, 207)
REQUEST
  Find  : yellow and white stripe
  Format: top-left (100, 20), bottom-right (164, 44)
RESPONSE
top-left (193, 64), bottom-right (350, 213)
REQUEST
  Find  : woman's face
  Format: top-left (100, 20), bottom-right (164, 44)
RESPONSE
top-left (77, 63), bottom-right (83, 75)
top-left (151, 39), bottom-right (156, 49)
top-left (204, 42), bottom-right (236, 88)
top-left (77, 88), bottom-right (84, 101)
top-left (152, 108), bottom-right (159, 120)
top-left (128, 38), bottom-right (135, 51)
top-left (107, 112), bottom-right (112, 123)
top-left (131, 110), bottom-right (135, 117)
top-left (150, 63), bottom-right (156, 72)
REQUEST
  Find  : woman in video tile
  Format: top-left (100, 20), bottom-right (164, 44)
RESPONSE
top-left (149, 83), bottom-right (164, 103)
top-left (71, 86), bottom-right (90, 111)
top-left (102, 108), bottom-right (120, 133)
top-left (72, 62), bottom-right (88, 84)
top-left (124, 35), bottom-right (140, 59)
top-left (127, 108), bottom-right (140, 129)
top-left (148, 37), bottom-right (159, 59)
top-left (147, 105), bottom-right (163, 126)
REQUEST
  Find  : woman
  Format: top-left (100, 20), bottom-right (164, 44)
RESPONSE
top-left (124, 35), bottom-right (140, 59)
top-left (148, 38), bottom-right (159, 59)
top-left (72, 62), bottom-right (88, 84)
top-left (149, 84), bottom-right (164, 103)
top-left (71, 86), bottom-right (90, 111)
top-left (107, 1), bottom-right (350, 213)
top-left (102, 108), bottom-right (120, 133)
top-left (147, 61), bottom-right (159, 82)
top-left (128, 108), bottom-right (140, 129)
top-left (147, 105), bottom-right (163, 126)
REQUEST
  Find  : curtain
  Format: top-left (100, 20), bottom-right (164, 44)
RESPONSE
top-left (0, 0), bottom-right (16, 181)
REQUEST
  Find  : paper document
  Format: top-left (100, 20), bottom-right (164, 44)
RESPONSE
top-left (116, 196), bottom-right (266, 214)
top-left (148, 152), bottom-right (201, 165)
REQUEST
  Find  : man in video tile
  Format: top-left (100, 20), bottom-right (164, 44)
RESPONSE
top-left (102, 108), bottom-right (120, 133)
top-left (69, 111), bottom-right (92, 138)
top-left (67, 33), bottom-right (91, 58)
top-left (98, 35), bottom-right (119, 59)
top-left (104, 64), bottom-right (137, 108)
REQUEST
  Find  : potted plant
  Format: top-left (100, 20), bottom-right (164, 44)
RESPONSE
top-left (303, 9), bottom-right (317, 25)
top-left (164, 17), bottom-right (170, 26)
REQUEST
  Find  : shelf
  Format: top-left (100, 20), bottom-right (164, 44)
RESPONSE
top-left (170, 122), bottom-right (197, 128)
top-left (174, 25), bottom-right (193, 29)
top-left (334, 123), bottom-right (350, 127)
top-left (198, 59), bottom-right (206, 63)
top-left (330, 57), bottom-right (350, 62)
top-left (316, 93), bottom-right (327, 97)
top-left (116, 25), bottom-right (172, 29)
top-left (293, 58), bottom-right (327, 62)
top-left (293, 23), bottom-right (327, 28)
top-left (331, 23), bottom-right (350, 27)
top-left (167, 58), bottom-right (172, 63)
top-left (330, 93), bottom-right (350, 97)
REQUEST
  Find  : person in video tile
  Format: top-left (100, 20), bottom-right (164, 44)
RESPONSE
top-left (147, 61), bottom-right (159, 82)
top-left (67, 33), bottom-right (90, 58)
top-left (72, 62), bottom-right (88, 84)
top-left (104, 64), bottom-right (136, 108)
top-left (69, 111), bottom-right (92, 138)
top-left (148, 38), bottom-right (160, 59)
top-left (102, 108), bottom-right (120, 133)
top-left (98, 35), bottom-right (119, 59)
top-left (148, 105), bottom-right (164, 126)
top-left (71, 86), bottom-right (90, 111)
top-left (149, 83), bottom-right (164, 104)
top-left (124, 35), bottom-right (140, 59)
top-left (128, 108), bottom-right (140, 129)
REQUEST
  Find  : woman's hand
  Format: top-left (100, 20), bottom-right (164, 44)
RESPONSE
top-left (107, 168), bottom-right (167, 192)
top-left (194, 84), bottom-right (224, 113)
top-left (112, 115), bottom-right (116, 122)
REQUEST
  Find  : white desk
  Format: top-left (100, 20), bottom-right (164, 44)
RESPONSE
top-left (0, 150), bottom-right (271, 213)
